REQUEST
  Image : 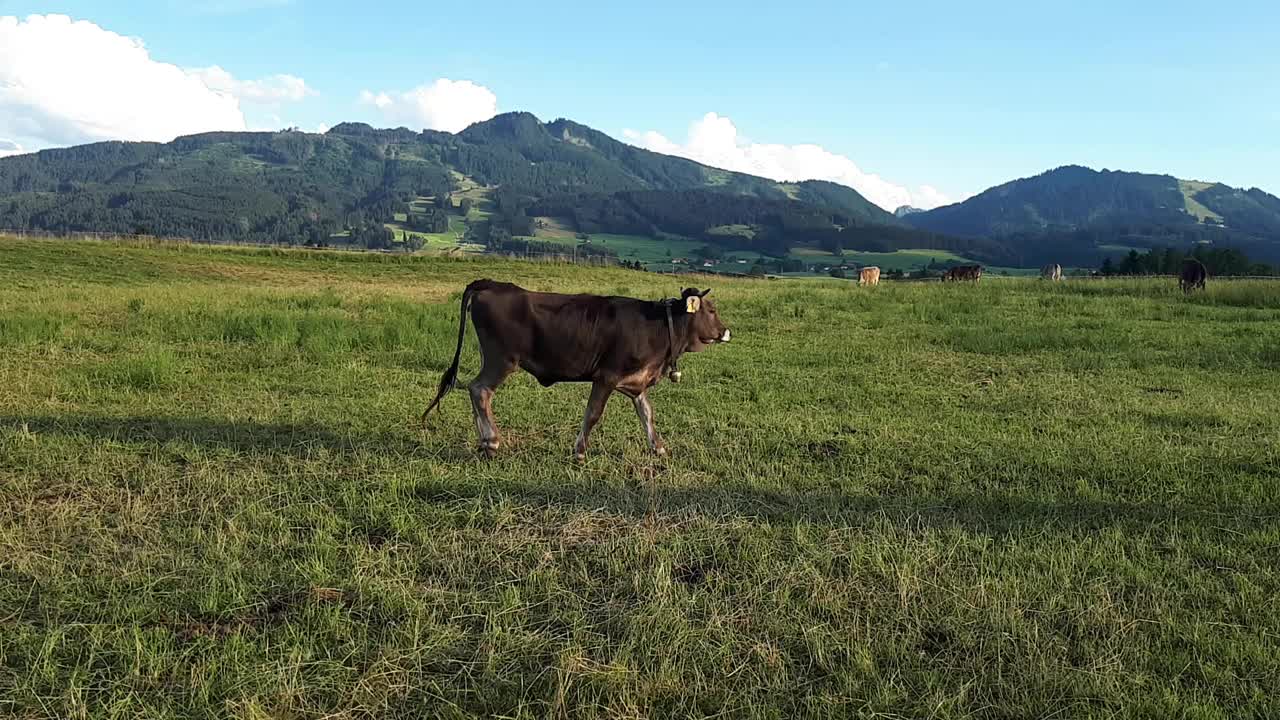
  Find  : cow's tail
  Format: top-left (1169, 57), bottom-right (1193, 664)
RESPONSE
top-left (421, 283), bottom-right (478, 425)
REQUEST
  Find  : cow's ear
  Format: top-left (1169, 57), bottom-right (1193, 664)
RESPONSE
top-left (699, 288), bottom-right (711, 297)
top-left (685, 295), bottom-right (701, 314)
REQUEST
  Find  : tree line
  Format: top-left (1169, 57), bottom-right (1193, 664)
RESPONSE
top-left (1098, 246), bottom-right (1277, 277)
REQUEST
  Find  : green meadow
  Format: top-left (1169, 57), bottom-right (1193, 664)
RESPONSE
top-left (1, 237), bottom-right (1277, 718)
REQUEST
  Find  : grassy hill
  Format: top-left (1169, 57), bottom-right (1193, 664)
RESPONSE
top-left (3, 236), bottom-right (1279, 717)
top-left (906, 165), bottom-right (1280, 265)
top-left (0, 112), bottom-right (906, 252)
top-left (8, 123), bottom-right (1279, 271)
top-left (4, 112), bottom-right (1031, 269)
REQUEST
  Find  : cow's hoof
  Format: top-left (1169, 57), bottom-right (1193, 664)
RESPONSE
top-left (654, 446), bottom-right (668, 457)
top-left (479, 441), bottom-right (499, 459)
top-left (573, 452), bottom-right (586, 463)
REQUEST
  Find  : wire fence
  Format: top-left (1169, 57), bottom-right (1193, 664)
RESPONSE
top-left (996, 273), bottom-right (1280, 281)
top-left (0, 228), bottom-right (199, 244)
top-left (5, 230), bottom-right (1279, 280)
top-left (491, 250), bottom-right (622, 266)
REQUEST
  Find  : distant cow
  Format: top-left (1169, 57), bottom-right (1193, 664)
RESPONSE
top-left (942, 265), bottom-right (983, 283)
top-left (422, 280), bottom-right (731, 460)
top-left (859, 266), bottom-right (881, 286)
top-left (1040, 263), bottom-right (1062, 281)
top-left (1180, 258), bottom-right (1208, 293)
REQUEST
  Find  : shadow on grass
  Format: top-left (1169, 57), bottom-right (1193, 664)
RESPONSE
top-left (408, 474), bottom-right (1280, 541)
top-left (5, 414), bottom-right (1276, 539)
top-left (1, 413), bottom-right (442, 458)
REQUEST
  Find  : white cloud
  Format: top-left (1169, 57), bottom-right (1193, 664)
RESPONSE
top-left (623, 112), bottom-right (960, 211)
top-left (358, 78), bottom-right (498, 133)
top-left (248, 114), bottom-right (285, 132)
top-left (0, 139), bottom-right (26, 158)
top-left (0, 14), bottom-right (247, 149)
top-left (914, 185), bottom-right (955, 209)
top-left (189, 65), bottom-right (314, 104)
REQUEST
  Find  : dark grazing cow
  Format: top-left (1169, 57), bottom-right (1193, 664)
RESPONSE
top-left (422, 280), bottom-right (731, 459)
top-left (1180, 258), bottom-right (1208, 293)
top-left (942, 265), bottom-right (983, 283)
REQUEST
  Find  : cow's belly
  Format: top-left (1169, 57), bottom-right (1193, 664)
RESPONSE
top-left (520, 359), bottom-right (594, 387)
top-left (519, 356), bottom-right (661, 391)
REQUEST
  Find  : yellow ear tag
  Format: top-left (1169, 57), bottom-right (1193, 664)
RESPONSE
top-left (685, 296), bottom-right (701, 314)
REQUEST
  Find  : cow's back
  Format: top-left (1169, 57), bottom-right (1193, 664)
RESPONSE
top-left (470, 284), bottom-right (664, 386)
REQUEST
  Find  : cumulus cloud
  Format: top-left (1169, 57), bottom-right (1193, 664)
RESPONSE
top-left (913, 185), bottom-right (955, 210)
top-left (0, 14), bottom-right (248, 149)
top-left (623, 112), bottom-right (959, 211)
top-left (248, 114), bottom-right (285, 132)
top-left (0, 14), bottom-right (322, 154)
top-left (358, 78), bottom-right (498, 133)
top-left (189, 65), bottom-right (314, 104)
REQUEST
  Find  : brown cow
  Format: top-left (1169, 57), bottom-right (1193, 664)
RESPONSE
top-left (942, 265), bottom-right (983, 282)
top-left (859, 266), bottom-right (881, 286)
top-left (422, 280), bottom-right (731, 460)
top-left (1180, 258), bottom-right (1208, 293)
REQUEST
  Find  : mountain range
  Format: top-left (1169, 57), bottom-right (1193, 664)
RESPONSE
top-left (906, 165), bottom-right (1280, 264)
top-left (2, 112), bottom-right (1278, 267)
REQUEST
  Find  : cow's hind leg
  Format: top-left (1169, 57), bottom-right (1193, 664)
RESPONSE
top-left (573, 381), bottom-right (613, 461)
top-left (469, 344), bottom-right (516, 458)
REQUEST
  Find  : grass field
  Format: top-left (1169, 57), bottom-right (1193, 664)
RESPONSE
top-left (520, 230), bottom-right (711, 269)
top-left (525, 228), bottom-right (995, 276)
top-left (397, 205), bottom-right (994, 276)
top-left (837, 248), bottom-right (969, 272)
top-left (2, 237), bottom-right (1278, 718)
top-left (1179, 180), bottom-right (1224, 223)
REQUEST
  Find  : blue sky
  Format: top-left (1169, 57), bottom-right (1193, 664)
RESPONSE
top-left (1, 0), bottom-right (1277, 208)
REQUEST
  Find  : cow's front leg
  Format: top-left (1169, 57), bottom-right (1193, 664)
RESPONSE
top-left (632, 391), bottom-right (666, 456)
top-left (573, 381), bottom-right (613, 461)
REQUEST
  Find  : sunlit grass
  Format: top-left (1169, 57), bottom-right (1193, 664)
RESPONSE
top-left (1, 236), bottom-right (1277, 718)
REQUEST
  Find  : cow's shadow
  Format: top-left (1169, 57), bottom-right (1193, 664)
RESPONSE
top-left (4, 413), bottom-right (1274, 540)
top-left (407, 472), bottom-right (1277, 541)
top-left (0, 413), bottom-right (438, 458)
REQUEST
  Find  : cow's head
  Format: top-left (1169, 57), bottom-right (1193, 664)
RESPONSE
top-left (681, 287), bottom-right (730, 351)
